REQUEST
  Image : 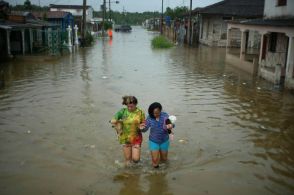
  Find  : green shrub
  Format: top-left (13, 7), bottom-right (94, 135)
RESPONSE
top-left (85, 31), bottom-right (94, 45)
top-left (104, 21), bottom-right (113, 30)
top-left (151, 35), bottom-right (173, 48)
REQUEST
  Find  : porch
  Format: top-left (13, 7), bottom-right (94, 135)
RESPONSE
top-left (226, 19), bottom-right (294, 88)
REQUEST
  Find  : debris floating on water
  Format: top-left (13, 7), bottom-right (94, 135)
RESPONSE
top-left (84, 144), bottom-right (96, 149)
top-left (242, 82), bottom-right (246, 85)
top-left (102, 76), bottom-right (108, 79)
top-left (178, 139), bottom-right (188, 144)
top-left (26, 130), bottom-right (31, 134)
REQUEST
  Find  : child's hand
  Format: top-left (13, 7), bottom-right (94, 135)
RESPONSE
top-left (166, 124), bottom-right (173, 130)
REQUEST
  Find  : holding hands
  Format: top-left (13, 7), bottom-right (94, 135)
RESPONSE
top-left (139, 120), bottom-right (146, 130)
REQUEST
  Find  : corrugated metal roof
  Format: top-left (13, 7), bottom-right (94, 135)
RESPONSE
top-left (0, 20), bottom-right (59, 30)
top-left (196, 0), bottom-right (264, 17)
top-left (32, 11), bottom-right (71, 19)
top-left (49, 4), bottom-right (92, 10)
top-left (230, 18), bottom-right (294, 27)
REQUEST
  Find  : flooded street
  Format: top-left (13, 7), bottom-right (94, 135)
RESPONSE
top-left (0, 26), bottom-right (294, 195)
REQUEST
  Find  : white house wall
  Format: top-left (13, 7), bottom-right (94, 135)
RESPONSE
top-left (264, 0), bottom-right (294, 19)
top-left (248, 31), bottom-right (261, 49)
top-left (262, 33), bottom-right (288, 68)
top-left (229, 28), bottom-right (242, 47)
top-left (200, 16), bottom-right (260, 48)
top-left (200, 16), bottom-right (228, 47)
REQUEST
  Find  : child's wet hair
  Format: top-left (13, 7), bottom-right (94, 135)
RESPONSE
top-left (122, 96), bottom-right (138, 105)
top-left (148, 102), bottom-right (162, 119)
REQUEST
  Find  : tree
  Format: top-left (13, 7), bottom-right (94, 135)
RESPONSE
top-left (165, 6), bottom-right (188, 19)
top-left (24, 0), bottom-right (32, 10)
top-left (165, 7), bottom-right (174, 19)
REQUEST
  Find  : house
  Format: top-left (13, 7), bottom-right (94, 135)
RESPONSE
top-left (33, 11), bottom-right (74, 32)
top-left (226, 0), bottom-right (294, 89)
top-left (197, 0), bottom-right (264, 47)
top-left (49, 4), bottom-right (94, 33)
top-left (0, 9), bottom-right (60, 58)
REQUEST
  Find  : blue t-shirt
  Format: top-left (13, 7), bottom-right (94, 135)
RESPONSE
top-left (143, 112), bottom-right (169, 144)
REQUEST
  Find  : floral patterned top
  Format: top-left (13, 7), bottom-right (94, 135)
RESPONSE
top-left (112, 107), bottom-right (145, 145)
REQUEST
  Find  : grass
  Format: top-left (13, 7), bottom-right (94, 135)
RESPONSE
top-left (151, 35), bottom-right (173, 49)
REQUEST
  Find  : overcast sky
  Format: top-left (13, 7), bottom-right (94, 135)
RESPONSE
top-left (9, 0), bottom-right (222, 12)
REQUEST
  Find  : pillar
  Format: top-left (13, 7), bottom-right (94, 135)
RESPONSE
top-left (67, 25), bottom-right (72, 47)
top-left (74, 25), bottom-right (79, 45)
top-left (29, 28), bottom-right (33, 54)
top-left (259, 33), bottom-right (265, 64)
top-left (240, 29), bottom-right (247, 60)
top-left (226, 28), bottom-right (230, 48)
top-left (6, 29), bottom-right (11, 57)
top-left (286, 34), bottom-right (294, 83)
top-left (21, 29), bottom-right (25, 55)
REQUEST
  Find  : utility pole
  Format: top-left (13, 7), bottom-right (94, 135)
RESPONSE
top-left (102, 0), bottom-right (106, 37)
top-left (189, 0), bottom-right (192, 45)
top-left (161, 0), bottom-right (163, 34)
top-left (109, 0), bottom-right (111, 21)
top-left (81, 0), bottom-right (87, 46)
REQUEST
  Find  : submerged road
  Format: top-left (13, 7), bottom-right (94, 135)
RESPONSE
top-left (0, 26), bottom-right (293, 195)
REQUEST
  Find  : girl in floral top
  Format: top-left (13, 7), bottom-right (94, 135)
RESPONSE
top-left (111, 96), bottom-right (145, 165)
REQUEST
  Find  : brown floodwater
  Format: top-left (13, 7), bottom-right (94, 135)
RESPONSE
top-left (0, 26), bottom-right (294, 195)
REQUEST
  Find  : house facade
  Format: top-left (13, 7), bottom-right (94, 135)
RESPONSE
top-left (198, 0), bottom-right (264, 47)
top-left (226, 0), bottom-right (294, 89)
top-left (33, 11), bottom-right (74, 32)
top-left (0, 7), bottom-right (63, 59)
top-left (49, 4), bottom-right (94, 33)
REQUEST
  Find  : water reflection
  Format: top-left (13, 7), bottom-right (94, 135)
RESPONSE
top-left (114, 173), bottom-right (144, 195)
top-left (145, 173), bottom-right (170, 195)
top-left (113, 172), bottom-right (170, 195)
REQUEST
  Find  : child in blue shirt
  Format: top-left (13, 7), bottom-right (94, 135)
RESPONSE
top-left (142, 102), bottom-right (174, 168)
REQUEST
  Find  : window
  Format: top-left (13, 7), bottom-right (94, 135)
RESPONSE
top-left (269, 33), bottom-right (277, 52)
top-left (277, 0), bottom-right (287, 6)
top-left (221, 33), bottom-right (227, 40)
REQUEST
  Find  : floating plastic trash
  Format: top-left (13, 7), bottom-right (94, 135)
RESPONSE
top-left (178, 139), bottom-right (188, 143)
top-left (169, 115), bottom-right (177, 123)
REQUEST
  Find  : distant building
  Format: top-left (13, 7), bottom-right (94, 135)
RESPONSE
top-left (0, 7), bottom-right (61, 58)
top-left (227, 0), bottom-right (294, 89)
top-left (49, 4), bottom-right (94, 32)
top-left (33, 11), bottom-right (74, 32)
top-left (196, 0), bottom-right (264, 47)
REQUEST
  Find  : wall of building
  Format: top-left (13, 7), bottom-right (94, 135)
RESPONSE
top-left (200, 16), bottom-right (260, 48)
top-left (261, 33), bottom-right (288, 68)
top-left (248, 31), bottom-right (261, 49)
top-left (199, 16), bottom-right (228, 47)
top-left (264, 0), bottom-right (294, 19)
